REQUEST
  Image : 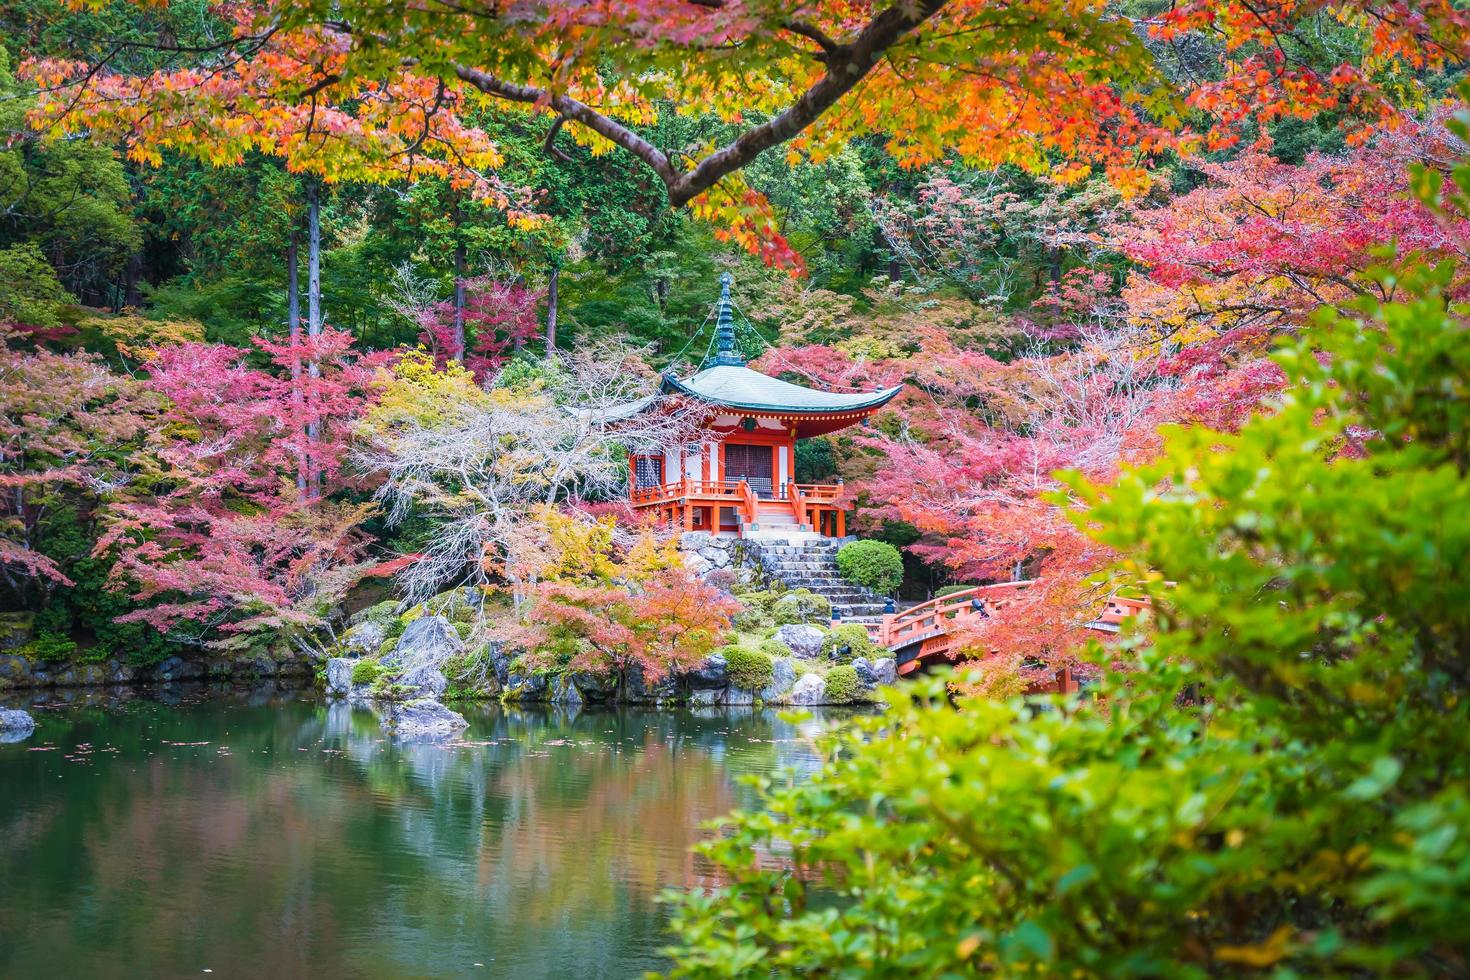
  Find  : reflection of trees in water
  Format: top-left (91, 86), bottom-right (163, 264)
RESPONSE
top-left (0, 687), bottom-right (835, 979)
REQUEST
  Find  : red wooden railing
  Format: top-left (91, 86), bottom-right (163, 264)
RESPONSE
top-left (738, 481), bottom-right (758, 526)
top-left (631, 479), bottom-right (847, 535)
top-left (879, 580), bottom-right (1036, 649)
top-left (879, 582), bottom-right (1153, 676)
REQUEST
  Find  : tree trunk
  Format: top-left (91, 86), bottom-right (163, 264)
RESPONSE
top-left (452, 202), bottom-right (466, 363)
top-left (306, 182), bottom-right (323, 497)
top-left (123, 253), bottom-right (144, 310)
top-left (545, 266), bottom-right (559, 357)
top-left (287, 229), bottom-right (306, 494)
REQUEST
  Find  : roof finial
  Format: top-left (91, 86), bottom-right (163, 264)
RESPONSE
top-left (711, 271), bottom-right (744, 366)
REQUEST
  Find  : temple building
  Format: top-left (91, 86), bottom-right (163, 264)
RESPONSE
top-left (625, 274), bottom-right (900, 539)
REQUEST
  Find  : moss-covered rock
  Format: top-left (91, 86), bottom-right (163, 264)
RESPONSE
top-left (772, 589), bottom-right (831, 626)
top-left (349, 600), bottom-right (401, 628)
top-left (731, 589), bottom-right (782, 629)
top-left (724, 645), bottom-right (775, 691)
top-left (0, 612), bottom-right (35, 651)
top-left (820, 624), bottom-right (878, 663)
top-left (423, 589), bottom-right (480, 624)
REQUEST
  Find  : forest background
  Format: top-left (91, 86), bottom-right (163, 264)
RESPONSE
top-left (1, 0), bottom-right (1467, 685)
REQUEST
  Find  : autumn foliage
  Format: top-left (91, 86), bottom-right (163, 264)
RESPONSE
top-left (22, 0), bottom-right (1470, 268)
top-left (508, 508), bottom-right (737, 682)
top-left (97, 330), bottom-right (389, 646)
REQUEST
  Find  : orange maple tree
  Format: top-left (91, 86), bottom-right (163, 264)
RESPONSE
top-left (23, 0), bottom-right (1469, 269)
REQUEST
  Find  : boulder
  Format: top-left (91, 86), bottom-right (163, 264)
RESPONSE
top-left (0, 612), bottom-right (34, 650)
top-left (0, 653), bottom-right (32, 686)
top-left (0, 707), bottom-right (35, 742)
top-left (53, 663), bottom-right (107, 687)
top-left (349, 600), bottom-right (402, 628)
top-left (504, 671), bottom-right (550, 702)
top-left (152, 656), bottom-right (205, 682)
top-left (325, 658), bottom-right (359, 698)
top-left (341, 620), bottom-right (388, 658)
top-left (105, 660), bottom-right (135, 686)
top-left (205, 657), bottom-right (235, 678)
top-left (852, 657), bottom-right (878, 687)
top-left (382, 699), bottom-right (468, 740)
top-left (686, 653), bottom-right (728, 689)
top-left (759, 657), bottom-right (797, 703)
top-left (550, 673), bottom-right (583, 707)
top-left (682, 554), bottom-right (714, 577)
top-left (570, 670), bottom-right (618, 703)
top-left (871, 658), bottom-right (898, 686)
top-left (772, 624), bottom-right (826, 660)
top-left (487, 643), bottom-right (513, 686)
top-left (724, 686), bottom-right (754, 706)
top-left (245, 653), bottom-right (279, 677)
top-left (397, 663), bottom-right (449, 700)
top-left (623, 663), bottom-right (677, 704)
top-left (688, 688), bottom-right (720, 707)
top-left (678, 531), bottom-right (715, 551)
top-left (788, 672), bottom-right (827, 706)
top-left (394, 615), bottom-right (463, 667)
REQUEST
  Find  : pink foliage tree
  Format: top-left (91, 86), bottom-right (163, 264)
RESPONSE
top-left (98, 329), bottom-right (389, 648)
top-left (0, 326), bottom-right (157, 602)
top-left (415, 275), bottom-right (545, 379)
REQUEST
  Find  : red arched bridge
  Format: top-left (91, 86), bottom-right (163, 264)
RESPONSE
top-left (876, 582), bottom-right (1151, 691)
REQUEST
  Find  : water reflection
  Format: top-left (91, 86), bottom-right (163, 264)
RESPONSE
top-left (0, 684), bottom-right (841, 979)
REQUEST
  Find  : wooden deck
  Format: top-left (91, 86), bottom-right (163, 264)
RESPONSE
top-left (630, 479), bottom-right (846, 536)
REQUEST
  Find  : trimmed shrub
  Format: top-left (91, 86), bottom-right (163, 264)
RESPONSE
top-left (454, 620), bottom-right (474, 640)
top-left (772, 589), bottom-right (832, 625)
top-left (823, 665), bottom-right (862, 704)
top-left (836, 540), bottom-right (904, 594)
top-left (732, 590), bottom-right (781, 629)
top-left (758, 638), bottom-right (790, 661)
top-left (351, 659), bottom-right (388, 685)
top-left (19, 633), bottom-right (77, 662)
top-left (935, 583), bottom-right (982, 599)
top-left (820, 624), bottom-right (877, 663)
top-left (724, 646), bottom-right (775, 691)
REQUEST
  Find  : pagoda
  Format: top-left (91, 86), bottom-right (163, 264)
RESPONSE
top-left (626, 274), bottom-right (900, 538)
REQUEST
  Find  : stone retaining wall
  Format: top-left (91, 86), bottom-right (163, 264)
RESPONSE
top-left (0, 650), bottom-right (317, 692)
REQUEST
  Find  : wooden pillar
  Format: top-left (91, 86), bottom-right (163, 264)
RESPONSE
top-left (683, 502), bottom-right (693, 531)
top-left (835, 510), bottom-right (845, 538)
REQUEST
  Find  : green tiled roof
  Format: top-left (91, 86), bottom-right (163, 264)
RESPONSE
top-left (661, 365), bottom-right (901, 414)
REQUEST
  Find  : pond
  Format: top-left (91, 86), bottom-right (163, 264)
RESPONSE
top-left (0, 684), bottom-right (837, 979)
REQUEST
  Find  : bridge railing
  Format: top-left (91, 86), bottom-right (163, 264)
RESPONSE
top-left (879, 583), bottom-right (1156, 650)
top-left (879, 580), bottom-right (1036, 649)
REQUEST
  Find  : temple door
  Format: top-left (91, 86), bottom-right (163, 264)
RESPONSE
top-left (633, 455), bottom-right (665, 489)
top-left (724, 443), bottom-right (773, 497)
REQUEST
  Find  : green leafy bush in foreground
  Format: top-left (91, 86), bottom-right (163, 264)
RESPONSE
top-left (660, 263), bottom-right (1470, 975)
top-left (836, 539), bottom-right (904, 594)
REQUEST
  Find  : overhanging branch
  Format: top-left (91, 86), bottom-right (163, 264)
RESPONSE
top-left (455, 0), bottom-right (949, 207)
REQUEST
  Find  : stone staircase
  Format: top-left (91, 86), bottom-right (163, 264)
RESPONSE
top-left (757, 538), bottom-right (890, 623)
